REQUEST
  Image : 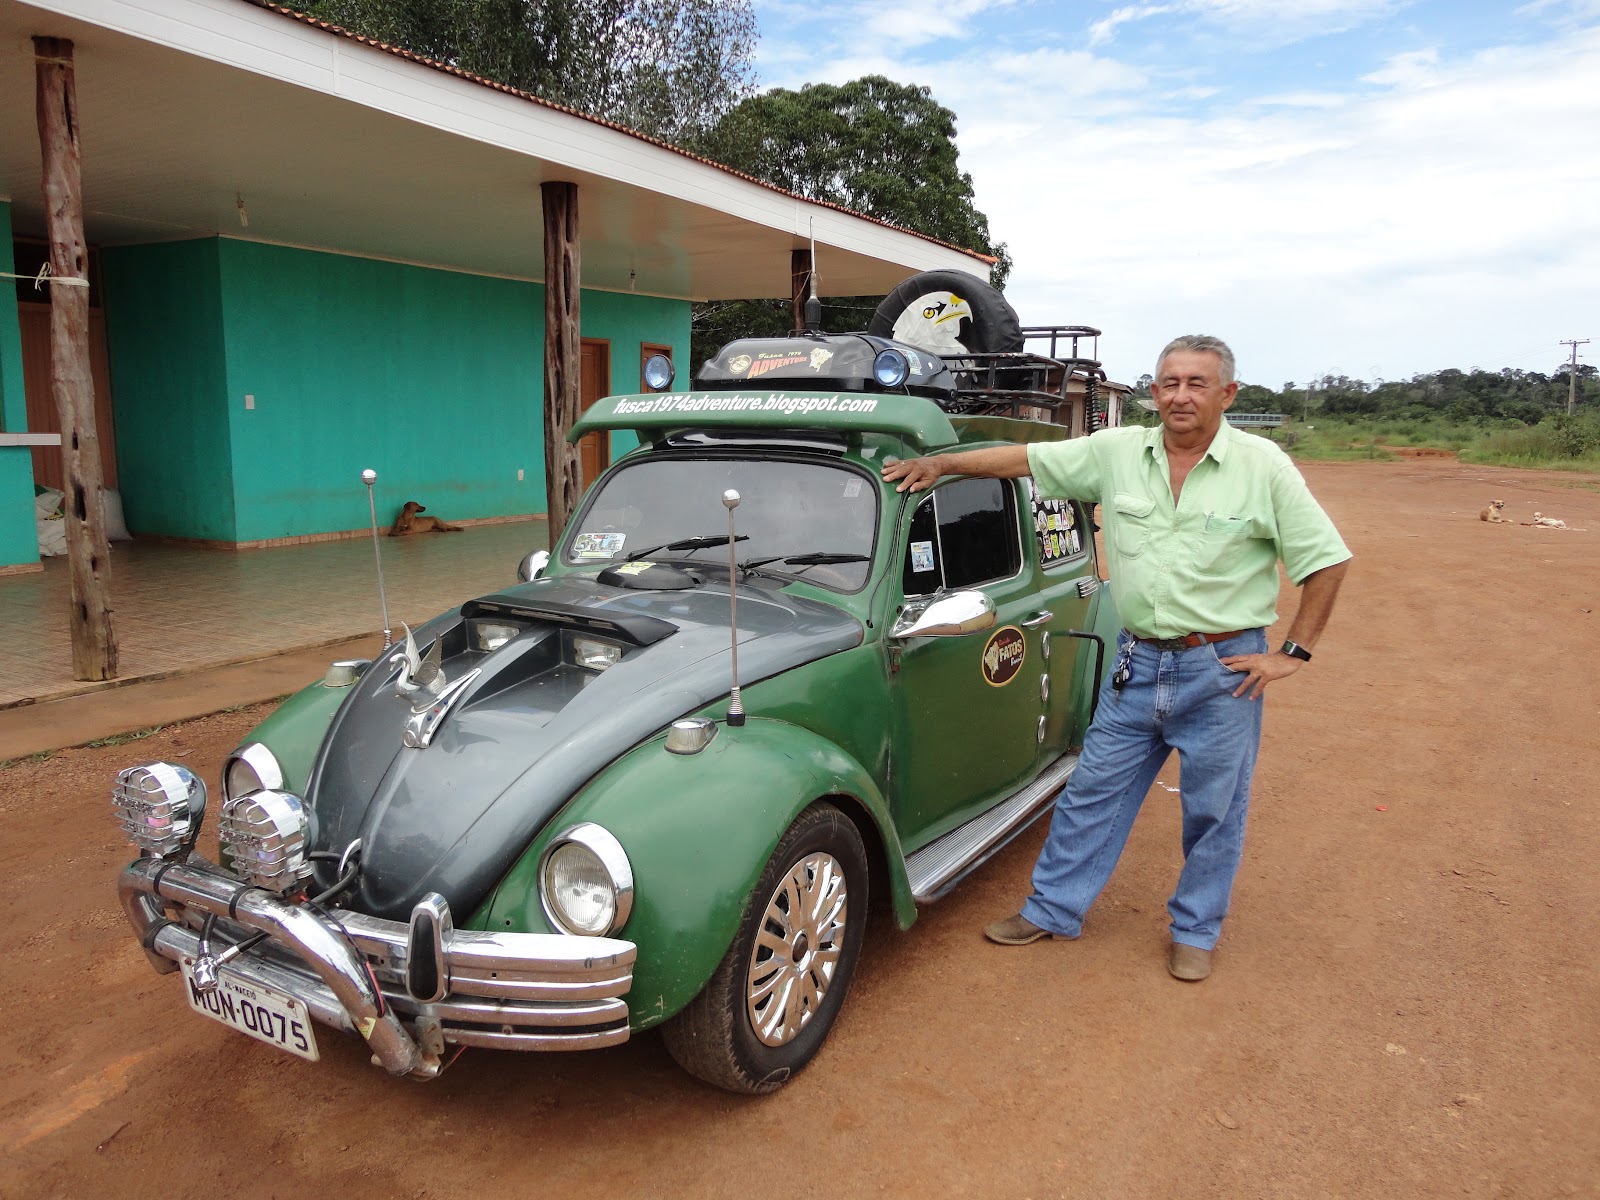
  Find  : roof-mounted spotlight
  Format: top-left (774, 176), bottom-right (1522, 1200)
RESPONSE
top-left (642, 353), bottom-right (675, 392)
top-left (873, 348), bottom-right (911, 389)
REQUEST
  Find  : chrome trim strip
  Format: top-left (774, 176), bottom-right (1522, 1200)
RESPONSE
top-left (443, 1026), bottom-right (630, 1052)
top-left (903, 753), bottom-right (1080, 903)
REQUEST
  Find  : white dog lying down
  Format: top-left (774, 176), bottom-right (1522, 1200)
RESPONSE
top-left (1523, 512), bottom-right (1586, 530)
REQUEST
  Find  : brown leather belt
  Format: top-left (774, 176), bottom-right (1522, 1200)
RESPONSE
top-left (1132, 629), bottom-right (1250, 651)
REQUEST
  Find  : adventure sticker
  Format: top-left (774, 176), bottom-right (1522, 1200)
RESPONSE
top-left (572, 532), bottom-right (626, 559)
top-left (748, 351), bottom-right (809, 378)
top-left (982, 626), bottom-right (1027, 687)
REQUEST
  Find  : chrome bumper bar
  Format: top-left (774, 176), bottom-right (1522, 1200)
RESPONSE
top-left (119, 856), bottom-right (637, 1078)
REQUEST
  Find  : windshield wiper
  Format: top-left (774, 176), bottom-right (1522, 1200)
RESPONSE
top-left (739, 552), bottom-right (871, 574)
top-left (627, 534), bottom-right (748, 561)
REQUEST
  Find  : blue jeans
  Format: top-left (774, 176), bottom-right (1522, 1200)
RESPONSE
top-left (1020, 628), bottom-right (1267, 951)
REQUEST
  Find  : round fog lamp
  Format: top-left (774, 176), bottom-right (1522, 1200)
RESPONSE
top-left (873, 348), bottom-right (911, 388)
top-left (219, 789), bottom-right (313, 894)
top-left (113, 762), bottom-right (206, 858)
top-left (539, 824), bottom-right (633, 936)
top-left (642, 353), bottom-right (675, 391)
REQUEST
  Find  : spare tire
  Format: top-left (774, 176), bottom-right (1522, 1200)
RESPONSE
top-left (868, 269), bottom-right (1023, 356)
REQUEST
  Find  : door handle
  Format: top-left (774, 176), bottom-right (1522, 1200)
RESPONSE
top-left (1021, 610), bottom-right (1053, 628)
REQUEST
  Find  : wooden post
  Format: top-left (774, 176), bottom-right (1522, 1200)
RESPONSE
top-left (791, 248), bottom-right (813, 332)
top-left (541, 182), bottom-right (583, 541)
top-left (35, 36), bottom-right (116, 681)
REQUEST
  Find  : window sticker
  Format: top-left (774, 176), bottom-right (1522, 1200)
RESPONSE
top-left (843, 477), bottom-right (863, 499)
top-left (910, 540), bottom-right (936, 573)
top-left (1028, 480), bottom-right (1082, 564)
top-left (572, 532), bottom-right (626, 559)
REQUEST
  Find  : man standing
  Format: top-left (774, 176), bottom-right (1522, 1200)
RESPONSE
top-left (881, 335), bottom-right (1350, 981)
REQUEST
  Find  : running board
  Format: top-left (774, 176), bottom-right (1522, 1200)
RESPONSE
top-left (904, 754), bottom-right (1080, 904)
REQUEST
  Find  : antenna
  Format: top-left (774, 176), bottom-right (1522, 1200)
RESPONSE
top-left (722, 489), bottom-right (745, 727)
top-left (804, 218), bottom-right (822, 333)
top-left (362, 469), bottom-right (393, 650)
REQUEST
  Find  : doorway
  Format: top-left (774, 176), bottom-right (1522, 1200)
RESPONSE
top-left (578, 338), bottom-right (611, 488)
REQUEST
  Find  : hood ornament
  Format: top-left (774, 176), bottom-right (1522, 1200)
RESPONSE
top-left (395, 623), bottom-right (449, 712)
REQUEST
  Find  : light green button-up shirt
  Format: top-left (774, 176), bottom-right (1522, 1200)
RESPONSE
top-left (1027, 421), bottom-right (1350, 639)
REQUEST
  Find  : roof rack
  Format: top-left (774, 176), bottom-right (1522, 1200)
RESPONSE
top-left (937, 326), bottom-right (1126, 433)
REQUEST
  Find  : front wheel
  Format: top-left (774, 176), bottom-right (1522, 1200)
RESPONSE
top-left (662, 803), bottom-right (869, 1094)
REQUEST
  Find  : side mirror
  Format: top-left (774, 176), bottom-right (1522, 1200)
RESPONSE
top-left (517, 550), bottom-right (550, 583)
top-left (890, 591), bottom-right (996, 639)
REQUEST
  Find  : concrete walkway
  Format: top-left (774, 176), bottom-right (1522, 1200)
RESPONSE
top-left (0, 518), bottom-right (547, 759)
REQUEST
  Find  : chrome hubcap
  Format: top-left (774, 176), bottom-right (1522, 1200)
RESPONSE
top-left (746, 851), bottom-right (848, 1047)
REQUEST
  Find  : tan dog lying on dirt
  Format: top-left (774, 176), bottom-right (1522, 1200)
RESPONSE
top-left (389, 501), bottom-right (463, 536)
top-left (1479, 499), bottom-right (1508, 523)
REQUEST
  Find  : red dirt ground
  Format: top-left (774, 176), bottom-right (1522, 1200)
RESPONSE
top-left (2, 458), bottom-right (1596, 1199)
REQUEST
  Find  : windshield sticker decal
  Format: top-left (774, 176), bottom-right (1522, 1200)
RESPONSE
top-left (910, 540), bottom-right (935, 573)
top-left (843, 477), bottom-right (863, 499)
top-left (572, 532), bottom-right (626, 559)
top-left (748, 352), bottom-right (809, 378)
top-left (608, 393), bottom-right (881, 417)
top-left (809, 348), bottom-right (834, 372)
top-left (982, 626), bottom-right (1027, 687)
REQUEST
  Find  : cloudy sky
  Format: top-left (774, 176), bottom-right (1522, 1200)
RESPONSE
top-left (750, 0), bottom-right (1600, 390)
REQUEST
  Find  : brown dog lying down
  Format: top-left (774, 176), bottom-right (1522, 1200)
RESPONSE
top-left (389, 501), bottom-right (463, 536)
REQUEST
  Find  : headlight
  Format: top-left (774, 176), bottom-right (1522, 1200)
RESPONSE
top-left (572, 636), bottom-right (622, 672)
top-left (219, 789), bottom-right (313, 894)
top-left (223, 742), bottom-right (284, 803)
top-left (539, 824), bottom-right (633, 936)
top-left (112, 762), bottom-right (206, 858)
top-left (470, 619), bottom-right (521, 652)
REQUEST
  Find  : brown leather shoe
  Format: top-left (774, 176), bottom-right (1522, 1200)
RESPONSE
top-left (1168, 943), bottom-right (1212, 981)
top-left (984, 913), bottom-right (1053, 945)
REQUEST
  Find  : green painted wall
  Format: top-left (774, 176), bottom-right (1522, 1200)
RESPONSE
top-left (97, 236), bottom-right (689, 544)
top-left (0, 200), bottom-right (39, 567)
top-left (101, 239), bottom-right (236, 540)
top-left (581, 288), bottom-right (691, 459)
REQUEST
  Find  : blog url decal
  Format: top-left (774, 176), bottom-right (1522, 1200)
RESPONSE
top-left (609, 393), bottom-right (881, 416)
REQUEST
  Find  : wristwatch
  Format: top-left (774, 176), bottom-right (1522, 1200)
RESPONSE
top-left (1280, 640), bottom-right (1313, 662)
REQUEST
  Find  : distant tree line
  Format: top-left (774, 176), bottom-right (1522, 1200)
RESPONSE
top-left (1124, 363), bottom-right (1599, 427)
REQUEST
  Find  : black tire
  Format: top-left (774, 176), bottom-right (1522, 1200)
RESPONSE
top-left (662, 802), bottom-right (869, 1094)
top-left (868, 269), bottom-right (1023, 356)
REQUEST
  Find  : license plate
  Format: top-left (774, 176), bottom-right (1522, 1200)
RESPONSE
top-left (181, 957), bottom-right (320, 1062)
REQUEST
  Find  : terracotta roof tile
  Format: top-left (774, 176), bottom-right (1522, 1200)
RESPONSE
top-left (242, 2), bottom-right (994, 267)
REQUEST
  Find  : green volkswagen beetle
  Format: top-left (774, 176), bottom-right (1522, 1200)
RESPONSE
top-left (109, 276), bottom-right (1126, 1093)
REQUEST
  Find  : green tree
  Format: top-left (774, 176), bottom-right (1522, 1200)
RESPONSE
top-left (300, 0), bottom-right (757, 145)
top-left (690, 76), bottom-right (1009, 364)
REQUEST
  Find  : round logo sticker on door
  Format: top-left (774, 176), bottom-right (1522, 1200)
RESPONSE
top-left (981, 626), bottom-right (1027, 687)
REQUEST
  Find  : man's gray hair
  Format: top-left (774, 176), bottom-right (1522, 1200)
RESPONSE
top-left (1156, 335), bottom-right (1236, 385)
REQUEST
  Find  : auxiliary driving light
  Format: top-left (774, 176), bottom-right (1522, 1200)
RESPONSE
top-left (873, 348), bottom-right (911, 388)
top-left (642, 352), bottom-right (675, 391)
top-left (219, 789), bottom-right (313, 894)
top-left (573, 636), bottom-right (623, 672)
top-left (112, 762), bottom-right (207, 858)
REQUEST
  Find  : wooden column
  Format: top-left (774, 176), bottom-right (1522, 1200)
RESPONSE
top-left (541, 181), bottom-right (583, 540)
top-left (35, 36), bottom-right (116, 680)
top-left (791, 248), bottom-right (813, 332)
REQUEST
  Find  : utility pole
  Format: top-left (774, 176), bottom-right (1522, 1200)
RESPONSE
top-left (1560, 339), bottom-right (1589, 415)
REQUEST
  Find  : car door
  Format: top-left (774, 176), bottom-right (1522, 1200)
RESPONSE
top-left (888, 476), bottom-right (1045, 850)
top-left (1027, 485), bottom-right (1099, 758)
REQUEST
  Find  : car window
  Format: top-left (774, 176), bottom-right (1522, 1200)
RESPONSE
top-left (903, 477), bottom-right (1021, 596)
top-left (1028, 480), bottom-right (1089, 568)
top-left (563, 454), bottom-right (878, 592)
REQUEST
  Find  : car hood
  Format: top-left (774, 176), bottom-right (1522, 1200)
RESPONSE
top-left (306, 572), bottom-right (863, 921)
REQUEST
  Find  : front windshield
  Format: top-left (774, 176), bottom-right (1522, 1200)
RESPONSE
top-left (563, 455), bottom-right (879, 592)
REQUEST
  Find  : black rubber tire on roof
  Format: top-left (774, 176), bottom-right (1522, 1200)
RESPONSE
top-left (867, 268), bottom-right (1024, 356)
top-left (661, 802), bottom-right (869, 1094)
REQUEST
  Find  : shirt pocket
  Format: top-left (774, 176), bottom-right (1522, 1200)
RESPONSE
top-left (1111, 492), bottom-right (1157, 558)
top-left (1195, 513), bottom-right (1257, 575)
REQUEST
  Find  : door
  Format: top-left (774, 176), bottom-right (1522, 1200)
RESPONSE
top-left (1027, 484), bottom-right (1096, 755)
top-left (18, 301), bottom-right (118, 491)
top-left (889, 477), bottom-right (1044, 849)
top-left (578, 339), bottom-right (611, 488)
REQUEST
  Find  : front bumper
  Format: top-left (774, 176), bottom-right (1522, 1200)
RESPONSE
top-left (119, 855), bottom-right (637, 1079)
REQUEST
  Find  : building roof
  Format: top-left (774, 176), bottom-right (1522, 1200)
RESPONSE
top-left (0, 0), bottom-right (988, 300)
